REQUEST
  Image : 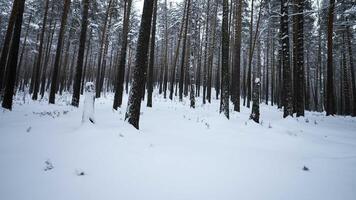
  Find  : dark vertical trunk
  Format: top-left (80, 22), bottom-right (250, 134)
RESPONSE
top-left (250, 41), bottom-right (261, 123)
top-left (16, 13), bottom-right (32, 89)
top-left (40, 19), bottom-right (56, 99)
top-left (163, 0), bottom-right (169, 99)
top-left (293, 0), bottom-right (305, 116)
top-left (169, 0), bottom-right (187, 100)
top-left (147, 0), bottom-right (158, 107)
top-left (113, 0), bottom-right (132, 109)
top-left (125, 0), bottom-right (155, 129)
top-left (326, 0), bottom-right (335, 116)
top-left (95, 0), bottom-right (113, 98)
top-left (220, 0), bottom-right (229, 119)
top-left (71, 0), bottom-right (89, 107)
top-left (178, 0), bottom-right (190, 101)
top-left (0, 0), bottom-right (19, 93)
top-left (49, 0), bottom-right (71, 104)
top-left (2, 0), bottom-right (25, 110)
top-left (281, 0), bottom-right (293, 118)
top-left (32, 0), bottom-right (49, 100)
top-left (233, 0), bottom-right (242, 111)
top-left (346, 26), bottom-right (356, 116)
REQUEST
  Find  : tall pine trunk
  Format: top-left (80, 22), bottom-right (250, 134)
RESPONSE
top-left (71, 0), bottom-right (89, 107)
top-left (220, 0), bottom-right (229, 119)
top-left (325, 0), bottom-right (335, 116)
top-left (2, 0), bottom-right (25, 110)
top-left (49, 0), bottom-right (71, 104)
top-left (125, 0), bottom-right (155, 129)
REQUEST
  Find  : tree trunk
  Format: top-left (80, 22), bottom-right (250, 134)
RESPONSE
top-left (146, 0), bottom-right (158, 107)
top-left (325, 0), bottom-right (335, 116)
top-left (125, 0), bottom-right (155, 129)
top-left (71, 0), bottom-right (89, 107)
top-left (220, 0), bottom-right (229, 119)
top-left (32, 0), bottom-right (49, 100)
top-left (49, 0), bottom-right (71, 104)
top-left (281, 0), bottom-right (293, 118)
top-left (2, 0), bottom-right (25, 110)
top-left (113, 0), bottom-right (132, 109)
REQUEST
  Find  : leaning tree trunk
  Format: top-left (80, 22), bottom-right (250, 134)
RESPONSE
top-left (220, 0), bottom-right (229, 119)
top-left (71, 0), bottom-right (89, 107)
top-left (49, 0), bottom-right (71, 104)
top-left (0, 0), bottom-right (19, 94)
top-left (125, 0), bottom-right (155, 129)
top-left (2, 0), bottom-right (25, 110)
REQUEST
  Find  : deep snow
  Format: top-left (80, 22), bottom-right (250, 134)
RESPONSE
top-left (1, 92), bottom-right (356, 200)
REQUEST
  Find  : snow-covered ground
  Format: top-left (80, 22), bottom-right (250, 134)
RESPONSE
top-left (1, 92), bottom-right (356, 200)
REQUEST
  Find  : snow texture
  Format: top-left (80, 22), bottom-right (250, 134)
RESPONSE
top-left (1, 92), bottom-right (356, 200)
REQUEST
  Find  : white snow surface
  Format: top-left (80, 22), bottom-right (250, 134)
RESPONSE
top-left (1, 92), bottom-right (356, 200)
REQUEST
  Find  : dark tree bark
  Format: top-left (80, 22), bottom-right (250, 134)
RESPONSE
top-left (95, 0), bottom-right (113, 98)
top-left (71, 0), bottom-right (90, 107)
top-left (346, 26), bottom-right (356, 116)
top-left (233, 0), bottom-right (243, 112)
top-left (49, 0), bottom-right (71, 104)
top-left (32, 0), bottom-right (49, 100)
top-left (125, 0), bottom-right (155, 129)
top-left (250, 42), bottom-right (261, 123)
top-left (16, 12), bottom-right (32, 89)
top-left (220, 0), bottom-right (229, 119)
top-left (2, 0), bottom-right (25, 110)
top-left (146, 0), bottom-right (158, 107)
top-left (113, 0), bottom-right (132, 109)
top-left (325, 0), bottom-right (335, 116)
top-left (281, 0), bottom-right (293, 118)
top-left (0, 0), bottom-right (19, 94)
top-left (169, 0), bottom-right (187, 100)
top-left (293, 0), bottom-right (305, 117)
top-left (179, 0), bottom-right (191, 102)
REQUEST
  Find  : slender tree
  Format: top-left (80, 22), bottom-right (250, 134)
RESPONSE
top-left (113, 0), bottom-right (132, 109)
top-left (220, 0), bottom-right (229, 119)
top-left (146, 0), bottom-right (158, 107)
top-left (281, 0), bottom-right (293, 118)
top-left (325, 0), bottom-right (335, 116)
top-left (49, 0), bottom-right (71, 104)
top-left (125, 0), bottom-right (155, 129)
top-left (71, 0), bottom-right (90, 107)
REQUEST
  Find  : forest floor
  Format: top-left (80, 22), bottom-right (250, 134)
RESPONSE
top-left (1, 92), bottom-right (356, 200)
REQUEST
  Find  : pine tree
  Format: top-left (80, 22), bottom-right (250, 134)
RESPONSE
top-left (113, 0), bottom-right (132, 109)
top-left (281, 0), bottom-right (293, 118)
top-left (220, 0), bottom-right (229, 119)
top-left (325, 0), bottom-right (335, 116)
top-left (2, 0), bottom-right (26, 110)
top-left (49, 0), bottom-right (71, 104)
top-left (146, 0), bottom-right (158, 108)
top-left (71, 0), bottom-right (90, 107)
top-left (32, 0), bottom-right (49, 100)
top-left (125, 0), bottom-right (155, 129)
top-left (293, 0), bottom-right (305, 117)
top-left (233, 0), bottom-right (243, 112)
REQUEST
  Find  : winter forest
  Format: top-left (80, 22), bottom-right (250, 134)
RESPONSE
top-left (0, 0), bottom-right (356, 199)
